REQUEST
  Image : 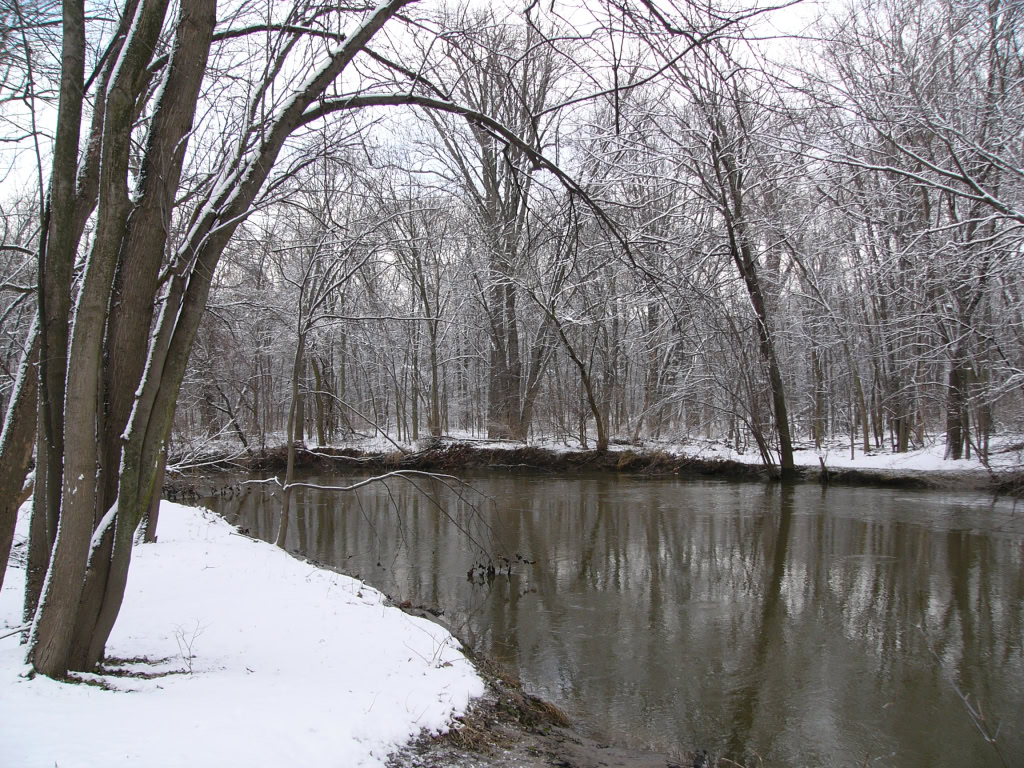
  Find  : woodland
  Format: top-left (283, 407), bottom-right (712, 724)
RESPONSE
top-left (0, 0), bottom-right (1022, 679)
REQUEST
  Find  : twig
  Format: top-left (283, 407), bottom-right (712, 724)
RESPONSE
top-left (282, 470), bottom-right (508, 561)
top-left (919, 625), bottom-right (1010, 768)
top-left (174, 620), bottom-right (206, 675)
top-left (0, 624), bottom-right (30, 641)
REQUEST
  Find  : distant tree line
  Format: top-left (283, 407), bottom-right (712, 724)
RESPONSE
top-left (170, 0), bottom-right (1024, 474)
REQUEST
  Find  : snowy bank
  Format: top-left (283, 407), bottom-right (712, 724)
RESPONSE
top-left (0, 501), bottom-right (484, 768)
top-left (168, 429), bottom-right (1024, 478)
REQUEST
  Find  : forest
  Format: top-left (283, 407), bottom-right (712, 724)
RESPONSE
top-left (168, 0), bottom-right (1024, 471)
top-left (0, 0), bottom-right (1022, 678)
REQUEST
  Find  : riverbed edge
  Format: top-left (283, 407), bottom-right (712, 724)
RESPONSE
top-left (165, 439), bottom-right (1022, 497)
top-left (383, 633), bottom-right (683, 768)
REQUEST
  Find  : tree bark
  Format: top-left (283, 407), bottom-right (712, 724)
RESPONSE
top-left (30, 0), bottom-right (173, 678)
top-left (311, 357), bottom-right (328, 447)
top-left (61, 0), bottom-right (215, 671)
top-left (142, 454), bottom-right (166, 544)
top-left (945, 347), bottom-right (972, 460)
top-left (35, 0), bottom-right (88, 595)
top-left (0, 325), bottom-right (39, 595)
top-left (99, 0), bottom-right (215, 513)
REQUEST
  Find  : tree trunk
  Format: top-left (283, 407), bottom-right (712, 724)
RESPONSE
top-left (486, 278), bottom-right (526, 440)
top-left (276, 331), bottom-right (305, 549)
top-left (411, 333), bottom-right (419, 441)
top-left (811, 346), bottom-right (826, 448)
top-left (62, 0), bottom-right (216, 672)
top-left (311, 357), bottom-right (327, 447)
top-left (851, 360), bottom-right (871, 454)
top-left (945, 348), bottom-right (972, 460)
top-left (26, 0), bottom-right (105, 678)
top-left (35, 0), bottom-right (89, 609)
top-left (731, 240), bottom-right (795, 477)
top-left (30, 0), bottom-right (177, 677)
top-left (0, 326), bottom-right (39, 595)
top-left (428, 324), bottom-right (441, 438)
top-left (142, 454), bottom-right (165, 543)
top-left (707, 121), bottom-right (795, 478)
top-left (23, 445), bottom-right (49, 627)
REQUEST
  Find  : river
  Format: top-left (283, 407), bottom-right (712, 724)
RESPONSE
top-left (203, 472), bottom-right (1024, 767)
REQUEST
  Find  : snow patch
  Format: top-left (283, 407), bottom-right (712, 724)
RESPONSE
top-left (1, 501), bottom-right (483, 767)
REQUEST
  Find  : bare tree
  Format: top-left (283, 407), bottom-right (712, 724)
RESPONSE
top-left (417, 7), bottom-right (569, 441)
top-left (0, 0), bottom-right (417, 678)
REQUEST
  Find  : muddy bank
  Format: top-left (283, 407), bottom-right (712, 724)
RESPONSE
top-left (244, 441), bottom-right (770, 479)
top-left (387, 612), bottom-right (686, 768)
top-left (165, 439), bottom-right (1011, 497)
top-left (385, 661), bottom-right (684, 768)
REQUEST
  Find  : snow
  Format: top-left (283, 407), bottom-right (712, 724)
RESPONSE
top-left (410, 430), bottom-right (1019, 474)
top-left (409, 430), bottom-right (1022, 474)
top-left (651, 435), bottom-right (1023, 473)
top-left (168, 427), bottom-right (1024, 478)
top-left (1, 501), bottom-right (483, 768)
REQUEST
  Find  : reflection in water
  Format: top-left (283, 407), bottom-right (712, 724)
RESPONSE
top-left (208, 475), bottom-right (1024, 768)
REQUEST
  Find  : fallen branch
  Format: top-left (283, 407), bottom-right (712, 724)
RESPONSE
top-left (0, 623), bottom-right (30, 641)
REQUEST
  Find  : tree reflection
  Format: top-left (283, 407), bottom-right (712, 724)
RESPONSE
top-left (723, 484), bottom-right (794, 762)
top-left (206, 476), bottom-right (1024, 768)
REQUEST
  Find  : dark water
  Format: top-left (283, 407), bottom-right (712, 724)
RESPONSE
top-left (204, 473), bottom-right (1024, 767)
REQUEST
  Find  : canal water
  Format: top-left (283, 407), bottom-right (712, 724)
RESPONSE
top-left (203, 473), bottom-right (1024, 767)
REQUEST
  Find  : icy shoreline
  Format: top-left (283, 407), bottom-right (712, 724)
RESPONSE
top-left (164, 433), bottom-right (1023, 496)
top-left (0, 502), bottom-right (484, 768)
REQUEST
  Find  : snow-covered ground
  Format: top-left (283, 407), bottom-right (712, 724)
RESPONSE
top-left (653, 435), bottom-right (1023, 473)
top-left (0, 502), bottom-right (483, 768)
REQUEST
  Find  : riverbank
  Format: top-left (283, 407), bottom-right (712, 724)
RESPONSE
top-left (165, 433), bottom-right (1024, 497)
top-left (0, 502), bottom-right (483, 767)
top-left (386, 662), bottom-right (683, 768)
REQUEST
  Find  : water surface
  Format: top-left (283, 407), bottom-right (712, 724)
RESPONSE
top-left (205, 473), bottom-right (1024, 767)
